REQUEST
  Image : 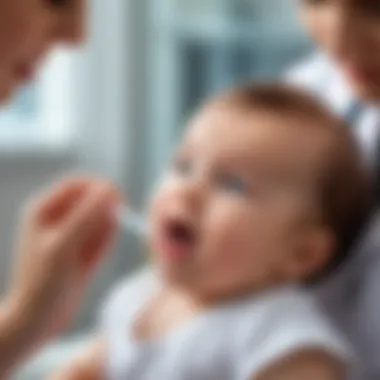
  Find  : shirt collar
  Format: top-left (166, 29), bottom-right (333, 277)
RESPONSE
top-left (318, 53), bottom-right (380, 117)
top-left (319, 53), bottom-right (356, 116)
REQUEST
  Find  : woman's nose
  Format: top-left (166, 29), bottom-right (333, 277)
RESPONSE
top-left (52, 1), bottom-right (86, 45)
top-left (325, 6), bottom-right (364, 62)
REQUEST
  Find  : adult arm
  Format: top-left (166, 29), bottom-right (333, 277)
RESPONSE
top-left (48, 339), bottom-right (105, 380)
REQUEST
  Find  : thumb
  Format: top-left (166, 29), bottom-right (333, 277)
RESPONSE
top-left (80, 216), bottom-right (119, 279)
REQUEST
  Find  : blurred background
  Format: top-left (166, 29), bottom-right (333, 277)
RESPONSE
top-left (2, 0), bottom-right (313, 378)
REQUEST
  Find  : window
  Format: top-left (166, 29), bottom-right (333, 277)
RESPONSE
top-left (0, 48), bottom-right (79, 152)
top-left (145, 0), bottom-right (313, 184)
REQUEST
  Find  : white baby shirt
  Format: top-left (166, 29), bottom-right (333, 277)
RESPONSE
top-left (100, 270), bottom-right (353, 380)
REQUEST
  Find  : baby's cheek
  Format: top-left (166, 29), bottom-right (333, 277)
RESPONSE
top-left (203, 210), bottom-right (256, 270)
top-left (206, 203), bottom-right (260, 250)
top-left (205, 208), bottom-right (277, 271)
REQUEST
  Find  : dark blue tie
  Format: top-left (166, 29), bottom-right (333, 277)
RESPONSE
top-left (345, 101), bottom-right (380, 196)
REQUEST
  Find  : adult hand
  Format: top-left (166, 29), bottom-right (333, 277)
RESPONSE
top-left (0, 176), bottom-right (121, 376)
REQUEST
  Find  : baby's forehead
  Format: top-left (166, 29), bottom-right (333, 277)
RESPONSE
top-left (184, 105), bottom-right (337, 179)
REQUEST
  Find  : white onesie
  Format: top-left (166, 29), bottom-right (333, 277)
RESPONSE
top-left (100, 269), bottom-right (353, 380)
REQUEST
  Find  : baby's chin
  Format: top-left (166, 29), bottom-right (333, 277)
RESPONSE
top-left (153, 255), bottom-right (200, 288)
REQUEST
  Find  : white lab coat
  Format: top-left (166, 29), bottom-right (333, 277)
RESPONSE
top-left (286, 53), bottom-right (380, 380)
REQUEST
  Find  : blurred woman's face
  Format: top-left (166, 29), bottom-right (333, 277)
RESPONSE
top-left (299, 0), bottom-right (380, 102)
top-left (0, 0), bottom-right (85, 102)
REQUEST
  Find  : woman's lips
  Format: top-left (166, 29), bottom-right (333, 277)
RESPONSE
top-left (13, 62), bottom-right (35, 82)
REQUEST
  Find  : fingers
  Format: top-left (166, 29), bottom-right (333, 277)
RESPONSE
top-left (32, 176), bottom-right (119, 225)
top-left (31, 176), bottom-right (93, 223)
top-left (21, 175), bottom-right (123, 273)
top-left (61, 182), bottom-right (120, 249)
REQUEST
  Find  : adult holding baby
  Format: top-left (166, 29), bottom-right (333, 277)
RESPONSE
top-left (288, 0), bottom-right (380, 378)
top-left (0, 0), bottom-right (121, 377)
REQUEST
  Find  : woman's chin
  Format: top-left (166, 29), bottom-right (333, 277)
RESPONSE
top-left (0, 79), bottom-right (17, 105)
top-left (350, 82), bottom-right (380, 104)
top-left (344, 71), bottom-right (380, 103)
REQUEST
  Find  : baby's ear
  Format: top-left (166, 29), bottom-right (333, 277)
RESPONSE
top-left (285, 227), bottom-right (335, 282)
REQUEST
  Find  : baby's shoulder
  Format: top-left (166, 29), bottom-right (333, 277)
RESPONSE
top-left (228, 287), bottom-right (353, 379)
top-left (235, 286), bottom-right (338, 335)
top-left (232, 287), bottom-right (352, 365)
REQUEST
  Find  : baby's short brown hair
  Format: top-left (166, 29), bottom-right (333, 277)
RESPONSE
top-left (211, 83), bottom-right (375, 282)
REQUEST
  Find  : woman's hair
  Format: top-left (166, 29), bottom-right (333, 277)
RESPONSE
top-left (210, 82), bottom-right (375, 283)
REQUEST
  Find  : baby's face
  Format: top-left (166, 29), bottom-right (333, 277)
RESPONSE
top-left (148, 104), bottom-right (332, 299)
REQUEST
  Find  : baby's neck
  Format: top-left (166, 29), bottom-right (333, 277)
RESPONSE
top-left (160, 279), bottom-right (286, 311)
top-left (133, 287), bottom-right (204, 341)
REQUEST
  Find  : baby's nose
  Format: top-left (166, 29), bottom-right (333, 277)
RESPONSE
top-left (179, 179), bottom-right (207, 213)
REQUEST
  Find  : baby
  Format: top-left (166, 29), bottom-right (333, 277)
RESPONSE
top-left (50, 84), bottom-right (372, 380)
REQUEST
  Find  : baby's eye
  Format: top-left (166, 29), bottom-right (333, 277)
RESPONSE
top-left (218, 174), bottom-right (248, 194)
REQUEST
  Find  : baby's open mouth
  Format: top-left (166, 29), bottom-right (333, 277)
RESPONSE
top-left (159, 217), bottom-right (198, 259)
top-left (167, 220), bottom-right (196, 244)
